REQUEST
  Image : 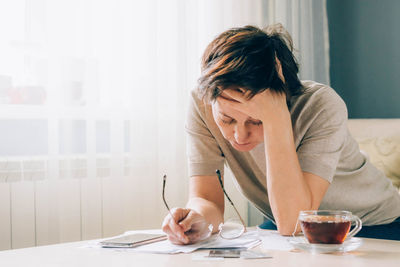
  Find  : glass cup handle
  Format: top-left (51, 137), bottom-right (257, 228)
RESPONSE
top-left (347, 215), bottom-right (362, 239)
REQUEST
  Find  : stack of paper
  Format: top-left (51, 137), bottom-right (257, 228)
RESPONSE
top-left (84, 229), bottom-right (261, 254)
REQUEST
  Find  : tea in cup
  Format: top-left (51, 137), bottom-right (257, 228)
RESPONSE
top-left (298, 210), bottom-right (362, 244)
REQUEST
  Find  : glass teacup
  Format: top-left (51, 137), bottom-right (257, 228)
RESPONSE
top-left (297, 210), bottom-right (362, 244)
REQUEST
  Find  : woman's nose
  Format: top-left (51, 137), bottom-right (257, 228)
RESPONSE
top-left (233, 125), bottom-right (249, 144)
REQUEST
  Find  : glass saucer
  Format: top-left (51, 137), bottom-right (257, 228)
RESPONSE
top-left (288, 236), bottom-right (363, 254)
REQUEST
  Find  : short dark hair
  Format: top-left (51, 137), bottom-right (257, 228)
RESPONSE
top-left (198, 24), bottom-right (303, 101)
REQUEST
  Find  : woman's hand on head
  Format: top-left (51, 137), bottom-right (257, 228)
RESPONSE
top-left (161, 207), bottom-right (213, 245)
top-left (220, 89), bottom-right (289, 124)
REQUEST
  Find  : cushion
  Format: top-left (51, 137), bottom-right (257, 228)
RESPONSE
top-left (347, 119), bottom-right (400, 190)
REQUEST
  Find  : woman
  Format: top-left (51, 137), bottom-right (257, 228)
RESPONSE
top-left (161, 24), bottom-right (400, 244)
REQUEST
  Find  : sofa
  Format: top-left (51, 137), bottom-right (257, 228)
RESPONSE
top-left (347, 119), bottom-right (400, 193)
top-left (247, 118), bottom-right (400, 226)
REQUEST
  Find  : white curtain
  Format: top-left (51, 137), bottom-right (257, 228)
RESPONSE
top-left (0, 0), bottom-right (266, 250)
top-left (267, 0), bottom-right (330, 85)
top-left (0, 0), bottom-right (329, 250)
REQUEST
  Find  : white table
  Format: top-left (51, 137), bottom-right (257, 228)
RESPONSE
top-left (1, 231), bottom-right (400, 267)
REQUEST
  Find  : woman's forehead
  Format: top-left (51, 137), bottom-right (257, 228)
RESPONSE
top-left (212, 97), bottom-right (252, 120)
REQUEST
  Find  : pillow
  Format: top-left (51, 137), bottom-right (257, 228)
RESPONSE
top-left (347, 119), bottom-right (400, 192)
top-left (357, 136), bottom-right (400, 189)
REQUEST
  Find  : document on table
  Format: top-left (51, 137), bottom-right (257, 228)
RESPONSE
top-left (257, 230), bottom-right (295, 251)
top-left (83, 229), bottom-right (261, 254)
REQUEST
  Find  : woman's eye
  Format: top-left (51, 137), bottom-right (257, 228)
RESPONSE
top-left (221, 119), bottom-right (235, 125)
top-left (249, 121), bottom-right (262, 126)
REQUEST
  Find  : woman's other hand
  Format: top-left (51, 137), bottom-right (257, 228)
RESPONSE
top-left (221, 88), bottom-right (289, 124)
top-left (161, 207), bottom-right (213, 245)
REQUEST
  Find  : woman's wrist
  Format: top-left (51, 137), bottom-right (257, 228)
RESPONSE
top-left (186, 197), bottom-right (223, 232)
top-left (261, 110), bottom-right (292, 134)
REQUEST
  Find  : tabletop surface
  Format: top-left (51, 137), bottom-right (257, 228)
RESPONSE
top-left (1, 231), bottom-right (400, 267)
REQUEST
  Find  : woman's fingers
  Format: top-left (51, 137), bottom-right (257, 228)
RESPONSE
top-left (180, 211), bottom-right (213, 244)
top-left (162, 208), bottom-right (213, 245)
top-left (167, 234), bottom-right (186, 245)
top-left (161, 216), bottom-right (179, 241)
top-left (170, 219), bottom-right (189, 243)
top-left (222, 89), bottom-right (247, 102)
top-left (178, 210), bottom-right (198, 232)
top-left (161, 208), bottom-right (190, 244)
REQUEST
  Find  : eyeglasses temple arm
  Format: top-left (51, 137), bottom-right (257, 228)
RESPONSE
top-left (216, 170), bottom-right (247, 232)
top-left (162, 174), bottom-right (175, 222)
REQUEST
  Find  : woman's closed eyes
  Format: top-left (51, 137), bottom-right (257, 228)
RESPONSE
top-left (219, 116), bottom-right (262, 126)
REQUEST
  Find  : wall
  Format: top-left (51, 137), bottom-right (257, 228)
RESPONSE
top-left (327, 0), bottom-right (400, 118)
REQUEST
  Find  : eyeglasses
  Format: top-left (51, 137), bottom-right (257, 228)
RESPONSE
top-left (162, 171), bottom-right (246, 240)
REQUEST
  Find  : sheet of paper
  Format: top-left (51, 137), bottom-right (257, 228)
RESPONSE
top-left (125, 229), bottom-right (260, 254)
top-left (83, 229), bottom-right (261, 254)
top-left (258, 230), bottom-right (295, 251)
